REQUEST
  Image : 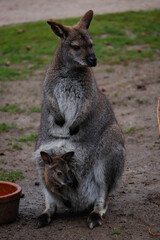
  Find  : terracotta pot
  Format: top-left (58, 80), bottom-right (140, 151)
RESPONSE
top-left (0, 181), bottom-right (22, 224)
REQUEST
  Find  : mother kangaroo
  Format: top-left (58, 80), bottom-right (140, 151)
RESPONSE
top-left (34, 10), bottom-right (125, 229)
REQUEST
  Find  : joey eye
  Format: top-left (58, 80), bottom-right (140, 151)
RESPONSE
top-left (89, 44), bottom-right (93, 48)
top-left (71, 45), bottom-right (80, 51)
top-left (57, 171), bottom-right (63, 177)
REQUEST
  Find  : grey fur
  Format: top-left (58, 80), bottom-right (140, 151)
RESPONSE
top-left (34, 10), bottom-right (125, 229)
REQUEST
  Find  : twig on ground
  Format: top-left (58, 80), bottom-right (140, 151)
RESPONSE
top-left (149, 226), bottom-right (160, 236)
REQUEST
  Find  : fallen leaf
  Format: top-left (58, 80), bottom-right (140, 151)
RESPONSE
top-left (5, 61), bottom-right (10, 66)
top-left (123, 61), bottom-right (129, 66)
top-left (141, 32), bottom-right (147, 36)
top-left (107, 46), bottom-right (113, 50)
top-left (26, 46), bottom-right (32, 50)
top-left (17, 29), bottom-right (25, 33)
top-left (104, 41), bottom-right (110, 45)
top-left (136, 83), bottom-right (146, 90)
top-left (101, 87), bottom-right (106, 92)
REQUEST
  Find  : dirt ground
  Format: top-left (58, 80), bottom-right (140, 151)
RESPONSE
top-left (0, 59), bottom-right (160, 239)
top-left (0, 0), bottom-right (160, 26)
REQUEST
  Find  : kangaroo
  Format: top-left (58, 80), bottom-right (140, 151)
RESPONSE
top-left (34, 10), bottom-right (125, 229)
top-left (41, 151), bottom-right (78, 208)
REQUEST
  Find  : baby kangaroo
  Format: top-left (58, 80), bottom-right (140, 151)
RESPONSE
top-left (36, 151), bottom-right (78, 228)
top-left (41, 151), bottom-right (78, 191)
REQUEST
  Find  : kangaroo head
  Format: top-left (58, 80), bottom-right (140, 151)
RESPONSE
top-left (47, 10), bottom-right (97, 67)
top-left (41, 151), bottom-right (77, 188)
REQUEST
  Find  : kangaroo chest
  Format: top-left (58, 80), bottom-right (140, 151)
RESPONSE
top-left (54, 78), bottom-right (83, 123)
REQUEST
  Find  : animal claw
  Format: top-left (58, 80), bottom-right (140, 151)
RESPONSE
top-left (87, 211), bottom-right (103, 229)
top-left (35, 213), bottom-right (51, 229)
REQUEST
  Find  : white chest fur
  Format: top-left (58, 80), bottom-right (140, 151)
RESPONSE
top-left (50, 78), bottom-right (83, 137)
top-left (54, 79), bottom-right (82, 122)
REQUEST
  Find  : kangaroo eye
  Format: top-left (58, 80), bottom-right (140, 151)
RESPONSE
top-left (57, 171), bottom-right (63, 177)
top-left (89, 43), bottom-right (93, 48)
top-left (71, 45), bottom-right (80, 51)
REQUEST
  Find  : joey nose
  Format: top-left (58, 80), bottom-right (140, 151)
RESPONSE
top-left (87, 56), bottom-right (97, 67)
top-left (67, 178), bottom-right (73, 187)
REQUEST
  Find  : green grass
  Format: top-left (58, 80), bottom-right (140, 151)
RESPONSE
top-left (12, 144), bottom-right (23, 150)
top-left (0, 159), bottom-right (7, 165)
top-left (8, 133), bottom-right (38, 147)
top-left (0, 169), bottom-right (24, 182)
top-left (124, 127), bottom-right (146, 134)
top-left (128, 212), bottom-right (134, 218)
top-left (0, 9), bottom-right (160, 81)
top-left (0, 104), bottom-right (25, 113)
top-left (29, 106), bottom-right (41, 112)
top-left (111, 229), bottom-right (121, 235)
top-left (124, 127), bottom-right (136, 134)
top-left (0, 123), bottom-right (15, 134)
top-left (114, 92), bottom-right (118, 97)
top-left (18, 127), bottom-right (25, 132)
top-left (136, 98), bottom-right (148, 104)
top-left (106, 67), bottom-right (115, 72)
top-left (9, 133), bottom-right (38, 147)
top-left (120, 224), bottom-right (125, 230)
top-left (17, 133), bottom-right (38, 142)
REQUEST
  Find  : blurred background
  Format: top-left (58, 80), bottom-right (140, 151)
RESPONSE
top-left (0, 0), bottom-right (160, 26)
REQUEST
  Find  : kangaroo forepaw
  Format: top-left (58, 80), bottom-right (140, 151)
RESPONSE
top-left (35, 213), bottom-right (51, 229)
top-left (55, 117), bottom-right (65, 127)
top-left (69, 125), bottom-right (79, 136)
top-left (87, 212), bottom-right (103, 229)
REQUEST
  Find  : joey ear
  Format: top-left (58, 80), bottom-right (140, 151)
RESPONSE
top-left (47, 20), bottom-right (69, 39)
top-left (40, 151), bottom-right (52, 165)
top-left (62, 152), bottom-right (74, 162)
top-left (78, 10), bottom-right (94, 29)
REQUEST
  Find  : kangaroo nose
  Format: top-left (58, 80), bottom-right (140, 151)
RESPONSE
top-left (67, 178), bottom-right (73, 187)
top-left (87, 56), bottom-right (97, 67)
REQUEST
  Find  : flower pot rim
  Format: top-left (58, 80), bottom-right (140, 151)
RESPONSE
top-left (0, 181), bottom-right (22, 201)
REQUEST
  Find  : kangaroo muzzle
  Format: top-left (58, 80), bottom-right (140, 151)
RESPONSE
top-left (87, 56), bottom-right (97, 67)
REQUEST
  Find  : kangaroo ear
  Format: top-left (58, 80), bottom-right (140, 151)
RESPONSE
top-left (62, 152), bottom-right (74, 162)
top-left (47, 20), bottom-right (69, 39)
top-left (40, 151), bottom-right (52, 165)
top-left (78, 10), bottom-right (94, 29)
